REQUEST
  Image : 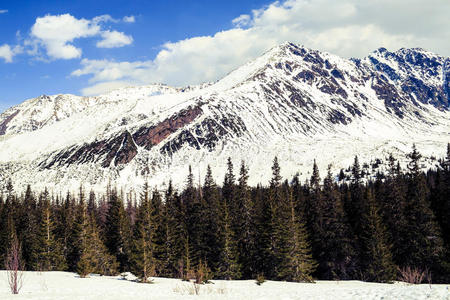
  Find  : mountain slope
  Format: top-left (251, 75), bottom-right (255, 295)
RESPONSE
top-left (0, 43), bottom-right (449, 192)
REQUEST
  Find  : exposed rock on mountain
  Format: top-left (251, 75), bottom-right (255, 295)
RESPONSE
top-left (0, 43), bottom-right (448, 192)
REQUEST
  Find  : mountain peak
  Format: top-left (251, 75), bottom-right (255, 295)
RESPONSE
top-left (0, 43), bottom-right (448, 192)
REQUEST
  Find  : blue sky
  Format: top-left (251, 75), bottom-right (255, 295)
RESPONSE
top-left (0, 0), bottom-right (270, 111)
top-left (0, 0), bottom-right (448, 113)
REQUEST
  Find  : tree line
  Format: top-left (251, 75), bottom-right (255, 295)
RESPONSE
top-left (0, 144), bottom-right (449, 283)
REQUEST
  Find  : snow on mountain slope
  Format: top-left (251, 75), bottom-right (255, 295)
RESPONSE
top-left (0, 42), bottom-right (449, 193)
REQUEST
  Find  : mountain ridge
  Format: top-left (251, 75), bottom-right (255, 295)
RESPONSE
top-left (0, 43), bottom-right (449, 192)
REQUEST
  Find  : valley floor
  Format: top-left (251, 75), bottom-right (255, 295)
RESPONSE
top-left (0, 271), bottom-right (449, 300)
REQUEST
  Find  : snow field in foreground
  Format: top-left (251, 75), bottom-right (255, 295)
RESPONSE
top-left (0, 271), bottom-right (449, 300)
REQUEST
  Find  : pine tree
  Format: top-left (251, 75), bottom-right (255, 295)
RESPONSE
top-left (0, 186), bottom-right (17, 265)
top-left (68, 190), bottom-right (89, 272)
top-left (404, 145), bottom-right (444, 273)
top-left (151, 189), bottom-right (167, 275)
top-left (305, 160), bottom-right (326, 278)
top-left (256, 157), bottom-right (283, 278)
top-left (164, 181), bottom-right (186, 277)
top-left (181, 166), bottom-right (201, 277)
top-left (17, 185), bottom-right (39, 270)
top-left (217, 158), bottom-right (241, 279)
top-left (130, 183), bottom-right (157, 283)
top-left (377, 154), bottom-right (409, 268)
top-left (77, 214), bottom-right (118, 278)
top-left (360, 187), bottom-right (396, 282)
top-left (236, 160), bottom-right (256, 279)
top-left (202, 165), bottom-right (223, 274)
top-left (432, 144), bottom-right (450, 250)
top-left (318, 165), bottom-right (358, 280)
top-left (345, 156), bottom-right (365, 261)
top-left (218, 199), bottom-right (241, 279)
top-left (105, 188), bottom-right (131, 271)
top-left (36, 189), bottom-right (66, 271)
top-left (285, 184), bottom-right (316, 282)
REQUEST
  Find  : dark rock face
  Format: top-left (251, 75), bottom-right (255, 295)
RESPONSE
top-left (369, 57), bottom-right (401, 81)
top-left (160, 112), bottom-right (247, 156)
top-left (43, 106), bottom-right (203, 169)
top-left (0, 110), bottom-right (19, 136)
top-left (368, 49), bottom-right (448, 110)
top-left (30, 45), bottom-right (448, 173)
top-left (44, 130), bottom-right (138, 168)
top-left (444, 58), bottom-right (450, 103)
top-left (371, 75), bottom-right (405, 118)
top-left (113, 131), bottom-right (138, 166)
top-left (401, 76), bottom-right (448, 108)
top-left (133, 106), bottom-right (203, 150)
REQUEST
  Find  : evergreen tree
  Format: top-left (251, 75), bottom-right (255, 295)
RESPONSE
top-left (0, 185), bottom-right (17, 265)
top-left (318, 165), bottom-right (358, 279)
top-left (217, 158), bottom-right (241, 279)
top-left (105, 188), bottom-right (131, 271)
top-left (305, 160), bottom-right (326, 278)
top-left (36, 189), bottom-right (66, 271)
top-left (67, 190), bottom-right (88, 271)
top-left (130, 183), bottom-right (157, 282)
top-left (377, 154), bottom-right (409, 268)
top-left (218, 198), bottom-right (241, 279)
top-left (151, 189), bottom-right (167, 275)
top-left (360, 187), bottom-right (396, 282)
top-left (164, 181), bottom-right (186, 277)
top-left (182, 166), bottom-right (201, 276)
top-left (236, 160), bottom-right (256, 279)
top-left (202, 165), bottom-right (223, 274)
top-left (18, 185), bottom-right (39, 270)
top-left (404, 145), bottom-right (444, 274)
top-left (285, 183), bottom-right (316, 282)
top-left (77, 214), bottom-right (118, 278)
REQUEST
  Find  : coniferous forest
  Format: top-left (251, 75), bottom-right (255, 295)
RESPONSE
top-left (1, 144), bottom-right (449, 283)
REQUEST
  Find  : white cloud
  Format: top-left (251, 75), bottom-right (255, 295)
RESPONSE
top-left (28, 13), bottom-right (133, 60)
top-left (0, 44), bottom-right (22, 63)
top-left (0, 9), bottom-right (8, 14)
top-left (74, 0), bottom-right (449, 94)
top-left (30, 14), bottom-right (99, 59)
top-left (97, 30), bottom-right (133, 48)
top-left (72, 58), bottom-right (153, 83)
top-left (232, 14), bottom-right (251, 27)
top-left (0, 44), bottom-right (14, 62)
top-left (80, 80), bottom-right (135, 95)
top-left (123, 16), bottom-right (135, 23)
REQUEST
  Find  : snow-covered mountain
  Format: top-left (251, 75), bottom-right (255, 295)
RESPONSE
top-left (0, 42), bottom-right (449, 192)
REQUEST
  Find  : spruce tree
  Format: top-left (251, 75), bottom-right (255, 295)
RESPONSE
top-left (236, 160), bottom-right (256, 279)
top-left (217, 159), bottom-right (241, 279)
top-left (18, 185), bottom-right (39, 270)
top-left (360, 187), bottom-right (396, 282)
top-left (0, 188), bottom-right (17, 265)
top-left (164, 181), bottom-right (186, 277)
top-left (378, 154), bottom-right (409, 268)
top-left (105, 188), bottom-right (131, 271)
top-left (182, 166), bottom-right (201, 276)
top-left (218, 199), bottom-right (241, 279)
top-left (36, 189), bottom-right (66, 271)
top-left (202, 165), bottom-right (222, 274)
top-left (285, 183), bottom-right (316, 282)
top-left (318, 165), bottom-right (358, 279)
top-left (404, 145), bottom-right (444, 274)
top-left (130, 183), bottom-right (157, 283)
top-left (77, 214), bottom-right (118, 278)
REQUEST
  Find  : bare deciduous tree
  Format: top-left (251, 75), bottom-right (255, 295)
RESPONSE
top-left (5, 237), bottom-right (24, 295)
top-left (398, 266), bottom-right (431, 285)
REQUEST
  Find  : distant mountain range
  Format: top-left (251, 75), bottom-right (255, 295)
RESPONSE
top-left (0, 42), bottom-right (449, 192)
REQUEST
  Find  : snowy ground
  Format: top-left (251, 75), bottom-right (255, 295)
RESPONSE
top-left (0, 271), bottom-right (449, 300)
